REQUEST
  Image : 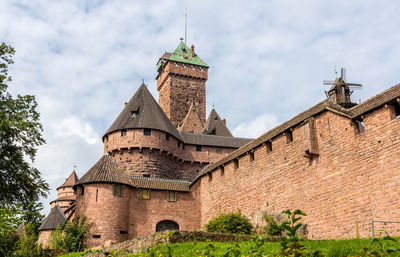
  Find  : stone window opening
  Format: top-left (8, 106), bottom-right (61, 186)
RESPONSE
top-left (131, 107), bottom-right (139, 117)
top-left (233, 159), bottom-right (239, 170)
top-left (285, 130), bottom-right (293, 143)
top-left (266, 141), bottom-right (272, 152)
top-left (143, 174), bottom-right (150, 178)
top-left (113, 184), bottom-right (123, 197)
top-left (208, 173), bottom-right (212, 182)
top-left (119, 230), bottom-right (128, 235)
top-left (394, 102), bottom-right (400, 118)
top-left (121, 129), bottom-right (127, 137)
top-left (81, 186), bottom-right (85, 196)
top-left (355, 118), bottom-right (365, 134)
top-left (165, 133), bottom-right (170, 141)
top-left (199, 66), bottom-right (203, 71)
top-left (190, 65), bottom-right (194, 69)
top-left (216, 148), bottom-right (222, 154)
top-left (141, 189), bottom-right (150, 200)
top-left (196, 145), bottom-right (202, 152)
top-left (144, 128), bottom-right (151, 136)
top-left (249, 151), bottom-right (255, 162)
top-left (167, 191), bottom-right (177, 202)
top-left (95, 189), bottom-right (98, 202)
top-left (92, 235), bottom-right (101, 239)
top-left (174, 62), bottom-right (177, 66)
top-left (182, 63), bottom-right (186, 68)
top-left (220, 166), bottom-right (225, 176)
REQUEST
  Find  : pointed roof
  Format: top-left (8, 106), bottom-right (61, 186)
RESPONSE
top-left (38, 205), bottom-right (66, 231)
top-left (57, 171), bottom-right (79, 189)
top-left (75, 154), bottom-right (131, 186)
top-left (177, 101), bottom-right (204, 133)
top-left (104, 83), bottom-right (181, 140)
top-left (157, 42), bottom-right (208, 71)
top-left (202, 109), bottom-right (233, 137)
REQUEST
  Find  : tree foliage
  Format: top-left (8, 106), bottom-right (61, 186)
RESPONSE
top-left (50, 215), bottom-right (89, 253)
top-left (205, 211), bottom-right (253, 235)
top-left (0, 42), bottom-right (49, 208)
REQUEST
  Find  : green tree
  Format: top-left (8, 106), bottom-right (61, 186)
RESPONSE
top-left (0, 207), bottom-right (21, 256)
top-left (0, 42), bottom-right (49, 208)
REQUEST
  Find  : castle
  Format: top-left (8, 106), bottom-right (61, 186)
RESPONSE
top-left (38, 42), bottom-right (400, 246)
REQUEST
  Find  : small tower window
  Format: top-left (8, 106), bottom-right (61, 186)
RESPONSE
top-left (113, 184), bottom-right (123, 196)
top-left (356, 119), bottom-right (365, 133)
top-left (81, 186), bottom-right (85, 196)
top-left (167, 191), bottom-right (176, 202)
top-left (182, 63), bottom-right (186, 68)
top-left (121, 129), bottom-right (127, 137)
top-left (394, 102), bottom-right (400, 118)
top-left (174, 62), bottom-right (177, 66)
top-left (144, 129), bottom-right (151, 136)
top-left (141, 189), bottom-right (150, 200)
top-left (165, 133), bottom-right (170, 141)
top-left (208, 173), bottom-right (212, 182)
top-left (199, 67), bottom-right (203, 71)
top-left (220, 166), bottom-right (225, 176)
top-left (190, 65), bottom-right (194, 69)
top-left (196, 145), bottom-right (202, 152)
top-left (216, 148), bottom-right (222, 154)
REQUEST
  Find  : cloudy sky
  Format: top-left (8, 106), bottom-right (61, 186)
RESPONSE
top-left (1, 0), bottom-right (399, 214)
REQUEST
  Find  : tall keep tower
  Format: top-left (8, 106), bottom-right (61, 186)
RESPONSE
top-left (156, 42), bottom-right (209, 128)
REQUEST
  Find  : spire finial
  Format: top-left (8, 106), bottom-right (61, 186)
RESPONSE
top-left (73, 165), bottom-right (76, 171)
top-left (185, 10), bottom-right (187, 46)
top-left (212, 102), bottom-right (215, 109)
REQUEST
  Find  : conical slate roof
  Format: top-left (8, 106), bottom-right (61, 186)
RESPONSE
top-left (38, 205), bottom-right (66, 231)
top-left (75, 154), bottom-right (131, 186)
top-left (104, 83), bottom-right (181, 140)
top-left (58, 170), bottom-right (79, 189)
top-left (202, 109), bottom-right (233, 137)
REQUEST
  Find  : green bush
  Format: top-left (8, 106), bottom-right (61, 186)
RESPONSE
top-left (14, 223), bottom-right (50, 257)
top-left (204, 211), bottom-right (253, 235)
top-left (263, 213), bottom-right (284, 236)
top-left (50, 215), bottom-right (89, 253)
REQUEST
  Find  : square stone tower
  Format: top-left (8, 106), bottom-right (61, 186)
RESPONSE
top-left (156, 42), bottom-right (208, 128)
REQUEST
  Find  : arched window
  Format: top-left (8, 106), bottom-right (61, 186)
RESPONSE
top-left (156, 220), bottom-right (179, 232)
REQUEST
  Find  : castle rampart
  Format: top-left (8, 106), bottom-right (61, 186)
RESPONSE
top-left (196, 87), bottom-right (400, 239)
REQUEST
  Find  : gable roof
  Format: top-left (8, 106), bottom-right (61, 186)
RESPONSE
top-left (104, 83), bottom-right (182, 140)
top-left (202, 108), bottom-right (233, 137)
top-left (38, 205), bottom-right (66, 231)
top-left (193, 83), bottom-right (400, 182)
top-left (75, 154), bottom-right (131, 187)
top-left (57, 171), bottom-right (79, 189)
top-left (178, 101), bottom-right (204, 133)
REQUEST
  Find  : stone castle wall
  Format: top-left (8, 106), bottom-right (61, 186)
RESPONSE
top-left (105, 129), bottom-right (238, 180)
top-left (75, 182), bottom-right (201, 247)
top-left (157, 61), bottom-right (208, 127)
top-left (198, 104), bottom-right (400, 239)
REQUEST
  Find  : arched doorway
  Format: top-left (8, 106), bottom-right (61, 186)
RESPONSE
top-left (156, 220), bottom-right (179, 232)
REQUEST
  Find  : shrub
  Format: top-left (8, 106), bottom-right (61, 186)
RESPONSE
top-left (50, 215), bottom-right (89, 253)
top-left (262, 212), bottom-right (284, 236)
top-left (204, 211), bottom-right (253, 235)
top-left (14, 223), bottom-right (50, 257)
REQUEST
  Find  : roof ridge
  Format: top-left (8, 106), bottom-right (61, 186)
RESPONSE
top-left (130, 176), bottom-right (191, 183)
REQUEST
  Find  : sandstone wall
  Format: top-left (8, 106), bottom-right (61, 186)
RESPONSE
top-left (75, 184), bottom-right (130, 247)
top-left (128, 184), bottom-right (201, 237)
top-left (105, 129), bottom-right (237, 180)
top-left (157, 61), bottom-right (208, 127)
top-left (198, 105), bottom-right (400, 239)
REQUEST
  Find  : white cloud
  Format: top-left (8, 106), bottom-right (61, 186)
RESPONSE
top-left (52, 116), bottom-right (99, 145)
top-left (233, 114), bottom-right (279, 139)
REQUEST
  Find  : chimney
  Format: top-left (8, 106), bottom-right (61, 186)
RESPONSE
top-left (124, 102), bottom-right (128, 107)
top-left (222, 118), bottom-right (226, 126)
top-left (191, 45), bottom-right (195, 57)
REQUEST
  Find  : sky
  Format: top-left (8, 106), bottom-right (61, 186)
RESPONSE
top-left (1, 0), bottom-right (400, 214)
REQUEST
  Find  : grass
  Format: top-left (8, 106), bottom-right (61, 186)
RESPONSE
top-left (58, 237), bottom-right (399, 257)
